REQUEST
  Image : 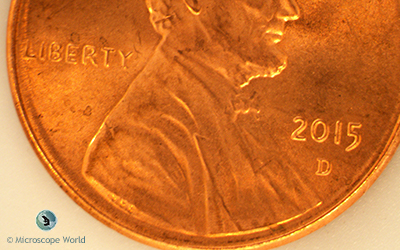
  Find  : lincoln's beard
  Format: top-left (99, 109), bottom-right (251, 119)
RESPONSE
top-left (159, 22), bottom-right (289, 88)
top-left (235, 41), bottom-right (288, 86)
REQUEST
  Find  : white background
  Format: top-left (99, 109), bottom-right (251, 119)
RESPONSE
top-left (1, 0), bottom-right (400, 249)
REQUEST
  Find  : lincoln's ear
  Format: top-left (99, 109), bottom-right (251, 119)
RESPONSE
top-left (183, 0), bottom-right (201, 15)
top-left (146, 0), bottom-right (174, 36)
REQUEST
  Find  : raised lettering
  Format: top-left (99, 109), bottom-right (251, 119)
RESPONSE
top-left (82, 45), bottom-right (98, 66)
top-left (346, 122), bottom-right (362, 152)
top-left (291, 116), bottom-right (307, 141)
top-left (66, 44), bottom-right (79, 64)
top-left (311, 119), bottom-right (329, 143)
top-left (102, 47), bottom-right (115, 67)
top-left (49, 42), bottom-right (62, 62)
top-left (119, 50), bottom-right (133, 69)
top-left (334, 121), bottom-right (342, 145)
top-left (23, 40), bottom-right (36, 60)
top-left (38, 41), bottom-right (46, 61)
top-left (316, 159), bottom-right (332, 176)
top-left (23, 39), bottom-right (138, 69)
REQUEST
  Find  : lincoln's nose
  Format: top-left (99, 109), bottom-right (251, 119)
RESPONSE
top-left (277, 0), bottom-right (300, 21)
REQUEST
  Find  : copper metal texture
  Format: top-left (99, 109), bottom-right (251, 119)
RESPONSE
top-left (6, 0), bottom-right (400, 249)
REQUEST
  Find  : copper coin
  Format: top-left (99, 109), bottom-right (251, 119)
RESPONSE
top-left (6, 0), bottom-right (400, 249)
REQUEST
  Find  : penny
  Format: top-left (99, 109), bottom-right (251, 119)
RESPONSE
top-left (6, 0), bottom-right (400, 249)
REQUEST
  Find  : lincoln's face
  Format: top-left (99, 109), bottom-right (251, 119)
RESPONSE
top-left (208, 0), bottom-right (299, 45)
top-left (147, 0), bottom-right (300, 80)
top-left (204, 0), bottom-right (300, 78)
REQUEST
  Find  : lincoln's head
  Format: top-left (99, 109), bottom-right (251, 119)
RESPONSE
top-left (145, 0), bottom-right (300, 84)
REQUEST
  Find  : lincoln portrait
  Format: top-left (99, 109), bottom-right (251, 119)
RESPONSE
top-left (82, 0), bottom-right (321, 235)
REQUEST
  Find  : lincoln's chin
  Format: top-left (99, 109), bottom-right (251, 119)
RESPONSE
top-left (240, 45), bottom-right (288, 87)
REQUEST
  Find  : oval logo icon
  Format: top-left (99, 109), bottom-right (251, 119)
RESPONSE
top-left (36, 210), bottom-right (57, 231)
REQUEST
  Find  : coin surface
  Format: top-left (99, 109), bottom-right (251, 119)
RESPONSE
top-left (6, 0), bottom-right (400, 249)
